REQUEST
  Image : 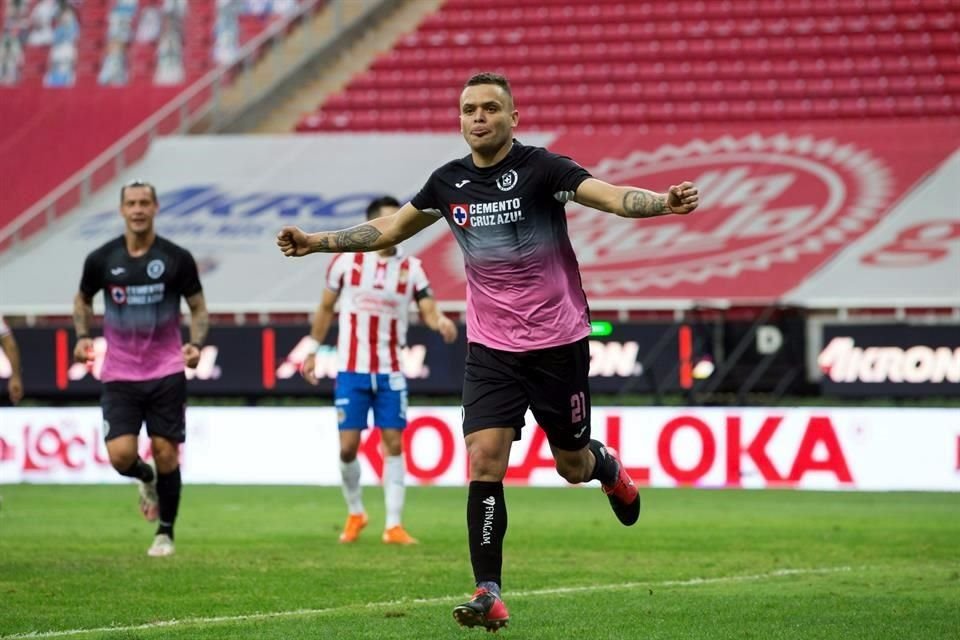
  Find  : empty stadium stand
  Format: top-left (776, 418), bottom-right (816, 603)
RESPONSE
top-left (0, 0), bottom-right (288, 229)
top-left (297, 0), bottom-right (960, 131)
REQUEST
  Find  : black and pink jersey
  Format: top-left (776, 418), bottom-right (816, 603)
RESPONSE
top-left (79, 236), bottom-right (202, 383)
top-left (411, 140), bottom-right (592, 352)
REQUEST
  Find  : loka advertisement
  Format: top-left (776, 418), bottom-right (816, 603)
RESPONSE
top-left (818, 324), bottom-right (960, 396)
top-left (1, 407), bottom-right (958, 491)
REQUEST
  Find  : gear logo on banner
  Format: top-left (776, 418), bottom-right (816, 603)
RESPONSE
top-left (564, 133), bottom-right (893, 298)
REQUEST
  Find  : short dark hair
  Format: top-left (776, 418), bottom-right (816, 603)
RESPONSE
top-left (120, 180), bottom-right (158, 204)
top-left (464, 72), bottom-right (513, 102)
top-left (366, 195), bottom-right (401, 219)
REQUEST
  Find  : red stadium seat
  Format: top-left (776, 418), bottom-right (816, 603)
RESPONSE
top-left (89, 0), bottom-right (960, 138)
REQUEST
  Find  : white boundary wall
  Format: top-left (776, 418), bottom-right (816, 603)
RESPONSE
top-left (1, 407), bottom-right (957, 490)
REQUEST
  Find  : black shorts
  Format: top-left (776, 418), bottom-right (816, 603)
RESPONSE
top-left (462, 337), bottom-right (591, 451)
top-left (101, 372), bottom-right (187, 443)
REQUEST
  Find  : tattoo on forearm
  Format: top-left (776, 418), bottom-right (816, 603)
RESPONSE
top-left (192, 312), bottom-right (209, 346)
top-left (73, 299), bottom-right (91, 335)
top-left (623, 190), bottom-right (668, 218)
top-left (334, 224), bottom-right (382, 251)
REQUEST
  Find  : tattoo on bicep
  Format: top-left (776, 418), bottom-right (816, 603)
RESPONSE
top-left (623, 190), bottom-right (667, 218)
top-left (334, 224), bottom-right (382, 251)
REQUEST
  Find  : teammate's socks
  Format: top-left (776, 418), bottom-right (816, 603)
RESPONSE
top-left (118, 457), bottom-right (154, 483)
top-left (156, 467), bottom-right (182, 540)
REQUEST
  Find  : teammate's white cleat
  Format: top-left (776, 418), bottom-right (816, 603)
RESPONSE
top-left (147, 533), bottom-right (175, 557)
top-left (138, 460), bottom-right (159, 522)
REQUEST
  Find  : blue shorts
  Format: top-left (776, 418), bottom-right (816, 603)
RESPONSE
top-left (335, 371), bottom-right (408, 430)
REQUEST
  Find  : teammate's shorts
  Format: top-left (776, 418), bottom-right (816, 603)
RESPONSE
top-left (101, 371), bottom-right (187, 443)
top-left (462, 337), bottom-right (591, 451)
top-left (335, 371), bottom-right (408, 430)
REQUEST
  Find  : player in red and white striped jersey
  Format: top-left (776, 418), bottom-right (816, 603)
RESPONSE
top-left (325, 237), bottom-right (431, 376)
top-left (302, 196), bottom-right (458, 545)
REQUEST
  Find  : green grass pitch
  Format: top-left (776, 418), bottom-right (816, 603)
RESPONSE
top-left (0, 485), bottom-right (958, 639)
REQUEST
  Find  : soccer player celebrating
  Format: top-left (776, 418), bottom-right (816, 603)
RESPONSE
top-left (277, 72), bottom-right (700, 630)
top-left (74, 180), bottom-right (208, 557)
top-left (300, 196), bottom-right (458, 545)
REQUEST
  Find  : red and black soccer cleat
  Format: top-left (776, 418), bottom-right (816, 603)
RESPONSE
top-left (452, 587), bottom-right (509, 632)
top-left (602, 447), bottom-right (641, 526)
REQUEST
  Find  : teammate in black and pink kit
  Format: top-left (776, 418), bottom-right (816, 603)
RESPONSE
top-left (74, 180), bottom-right (209, 558)
top-left (277, 72), bottom-right (700, 630)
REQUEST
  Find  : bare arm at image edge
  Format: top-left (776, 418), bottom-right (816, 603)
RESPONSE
top-left (0, 331), bottom-right (23, 404)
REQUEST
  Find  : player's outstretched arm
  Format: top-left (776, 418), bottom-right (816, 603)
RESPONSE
top-left (574, 178), bottom-right (699, 218)
top-left (277, 204), bottom-right (439, 257)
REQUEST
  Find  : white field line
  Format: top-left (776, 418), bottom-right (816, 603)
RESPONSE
top-left (1, 566), bottom-right (855, 639)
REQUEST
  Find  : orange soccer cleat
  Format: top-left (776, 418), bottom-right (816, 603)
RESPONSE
top-left (381, 525), bottom-right (419, 545)
top-left (338, 513), bottom-right (368, 543)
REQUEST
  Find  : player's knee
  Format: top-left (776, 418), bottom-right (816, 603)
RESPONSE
top-left (467, 448), bottom-right (506, 481)
top-left (381, 433), bottom-right (403, 457)
top-left (340, 449), bottom-right (358, 463)
top-left (152, 449), bottom-right (178, 473)
top-left (108, 450), bottom-right (137, 473)
top-left (382, 442), bottom-right (402, 457)
top-left (150, 440), bottom-right (180, 472)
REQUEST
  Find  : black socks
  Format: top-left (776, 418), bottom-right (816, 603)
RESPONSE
top-left (467, 480), bottom-right (507, 589)
top-left (588, 440), bottom-right (618, 486)
top-left (118, 457), bottom-right (154, 483)
top-left (156, 467), bottom-right (182, 539)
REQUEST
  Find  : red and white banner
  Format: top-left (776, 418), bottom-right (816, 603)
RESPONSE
top-left (420, 122), bottom-right (960, 305)
top-left (786, 145), bottom-right (960, 308)
top-left (2, 407), bottom-right (957, 491)
top-left (2, 124), bottom-right (956, 315)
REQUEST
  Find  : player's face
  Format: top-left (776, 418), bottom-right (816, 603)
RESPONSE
top-left (120, 185), bottom-right (158, 235)
top-left (459, 84), bottom-right (518, 156)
